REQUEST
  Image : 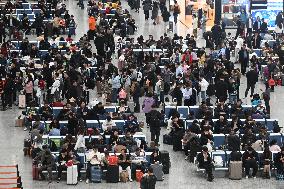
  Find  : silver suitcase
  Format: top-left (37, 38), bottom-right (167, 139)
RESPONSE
top-left (67, 165), bottom-right (78, 185)
top-left (150, 164), bottom-right (164, 181)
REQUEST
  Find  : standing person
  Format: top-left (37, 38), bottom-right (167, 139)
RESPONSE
top-left (161, 7), bottom-right (171, 32)
top-left (247, 15), bottom-right (253, 35)
top-left (238, 44), bottom-right (249, 75)
top-left (260, 18), bottom-right (267, 38)
top-left (147, 106), bottom-right (163, 146)
top-left (3, 74), bottom-right (14, 110)
top-left (134, 0), bottom-right (140, 12)
top-left (173, 1), bottom-right (180, 24)
top-left (25, 75), bottom-right (34, 106)
top-left (111, 73), bottom-right (121, 103)
top-left (182, 83), bottom-right (192, 106)
top-left (142, 0), bottom-right (152, 20)
top-left (143, 93), bottom-right (155, 125)
top-left (68, 15), bottom-right (77, 36)
top-left (192, 14), bottom-right (198, 38)
top-left (140, 167), bottom-right (157, 189)
top-left (215, 77), bottom-right (228, 102)
top-left (151, 2), bottom-right (159, 25)
top-left (0, 78), bottom-right (5, 111)
top-left (88, 15), bottom-right (96, 40)
top-left (199, 75), bottom-right (209, 102)
top-left (245, 67), bottom-right (258, 98)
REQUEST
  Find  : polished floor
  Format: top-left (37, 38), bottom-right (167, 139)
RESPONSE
top-left (0, 0), bottom-right (284, 189)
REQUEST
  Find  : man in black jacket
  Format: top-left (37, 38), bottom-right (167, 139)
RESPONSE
top-left (238, 44), bottom-right (249, 75)
top-left (226, 130), bottom-right (240, 151)
top-left (140, 167), bottom-right (157, 189)
top-left (215, 77), bottom-right (228, 102)
top-left (148, 106), bottom-right (163, 146)
top-left (242, 147), bottom-right (259, 178)
top-left (3, 74), bottom-right (14, 110)
top-left (197, 146), bottom-right (214, 181)
top-left (245, 67), bottom-right (258, 98)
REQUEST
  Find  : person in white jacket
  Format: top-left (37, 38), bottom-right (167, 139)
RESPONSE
top-left (74, 130), bottom-right (86, 153)
top-left (50, 73), bottom-right (61, 101)
top-left (199, 75), bottom-right (209, 102)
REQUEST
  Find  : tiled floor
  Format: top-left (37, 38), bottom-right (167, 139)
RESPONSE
top-left (0, 0), bottom-right (284, 189)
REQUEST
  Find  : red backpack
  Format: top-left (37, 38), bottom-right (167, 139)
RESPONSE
top-left (39, 80), bottom-right (45, 90)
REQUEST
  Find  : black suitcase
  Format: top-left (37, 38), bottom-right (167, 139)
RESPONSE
top-left (106, 165), bottom-right (119, 183)
top-left (160, 150), bottom-right (170, 174)
top-left (24, 138), bottom-right (31, 148)
top-left (162, 162), bottom-right (170, 174)
top-left (163, 134), bottom-right (173, 145)
top-left (172, 135), bottom-right (182, 151)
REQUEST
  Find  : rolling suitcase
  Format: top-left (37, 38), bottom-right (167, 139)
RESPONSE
top-left (150, 164), bottom-right (164, 181)
top-left (106, 165), bottom-right (119, 183)
top-left (19, 94), bottom-right (26, 108)
top-left (90, 166), bottom-right (101, 183)
top-left (67, 165), bottom-right (78, 185)
top-left (163, 134), bottom-right (173, 145)
top-left (229, 161), bottom-right (242, 180)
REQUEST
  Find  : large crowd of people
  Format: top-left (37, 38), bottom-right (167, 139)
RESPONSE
top-left (0, 0), bottom-right (284, 187)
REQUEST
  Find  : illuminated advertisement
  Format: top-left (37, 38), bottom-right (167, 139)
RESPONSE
top-left (251, 0), bottom-right (283, 28)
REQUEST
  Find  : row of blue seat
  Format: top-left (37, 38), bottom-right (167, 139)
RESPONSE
top-left (42, 134), bottom-right (146, 151)
top-left (192, 132), bottom-right (283, 148)
top-left (27, 105), bottom-right (123, 118)
top-left (185, 118), bottom-right (278, 132)
top-left (164, 105), bottom-right (256, 119)
top-left (11, 41), bottom-right (80, 50)
top-left (198, 150), bottom-right (281, 170)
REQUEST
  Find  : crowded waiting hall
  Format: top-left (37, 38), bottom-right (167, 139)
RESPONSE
top-left (0, 0), bottom-right (284, 188)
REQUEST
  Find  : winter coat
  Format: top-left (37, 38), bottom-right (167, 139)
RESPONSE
top-left (142, 97), bottom-right (155, 113)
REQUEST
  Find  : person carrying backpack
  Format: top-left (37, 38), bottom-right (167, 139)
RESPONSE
top-left (140, 167), bottom-right (157, 189)
top-left (173, 1), bottom-right (180, 24)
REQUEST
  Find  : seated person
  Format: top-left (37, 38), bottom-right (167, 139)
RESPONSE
top-left (150, 150), bottom-right (160, 164)
top-left (108, 129), bottom-right (121, 146)
top-left (230, 115), bottom-right (243, 133)
top-left (230, 99), bottom-right (244, 118)
top-left (124, 114), bottom-right (139, 133)
top-left (226, 130), bottom-right (241, 151)
top-left (102, 116), bottom-right (116, 131)
top-left (214, 115), bottom-right (229, 134)
top-left (62, 134), bottom-right (76, 152)
top-left (183, 128), bottom-right (197, 160)
top-left (49, 124), bottom-right (61, 136)
top-left (69, 150), bottom-right (83, 182)
top-left (24, 104), bottom-right (39, 131)
top-left (242, 147), bottom-right (259, 178)
top-left (118, 149), bottom-right (133, 182)
top-left (200, 116), bottom-right (214, 132)
top-left (200, 128), bottom-right (213, 146)
top-left (39, 101), bottom-right (53, 120)
top-left (190, 120), bottom-right (201, 134)
top-left (269, 139), bottom-right (281, 152)
top-left (38, 146), bottom-right (54, 183)
top-left (32, 116), bottom-right (45, 132)
top-left (147, 141), bottom-right (159, 152)
top-left (77, 101), bottom-right (89, 120)
top-left (131, 147), bottom-right (146, 178)
top-left (214, 100), bottom-right (229, 118)
top-left (275, 147), bottom-right (284, 175)
top-left (117, 101), bottom-right (130, 114)
top-left (121, 131), bottom-right (136, 152)
top-left (260, 146), bottom-right (272, 179)
top-left (89, 102), bottom-right (106, 120)
top-left (57, 149), bottom-right (71, 182)
top-left (85, 145), bottom-right (102, 184)
top-left (241, 129), bottom-right (256, 150)
top-left (196, 146), bottom-right (214, 182)
top-left (57, 104), bottom-right (73, 121)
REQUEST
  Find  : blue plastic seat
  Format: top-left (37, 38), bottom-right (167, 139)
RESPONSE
top-left (269, 133), bottom-right (282, 146)
top-left (177, 106), bottom-right (189, 119)
top-left (213, 134), bottom-right (225, 149)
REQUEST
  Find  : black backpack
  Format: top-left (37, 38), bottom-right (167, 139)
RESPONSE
top-left (149, 110), bottom-right (161, 127)
top-left (273, 120), bottom-right (280, 133)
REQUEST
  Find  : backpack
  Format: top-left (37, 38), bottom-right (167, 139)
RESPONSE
top-left (148, 110), bottom-right (161, 127)
top-left (273, 120), bottom-right (281, 133)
